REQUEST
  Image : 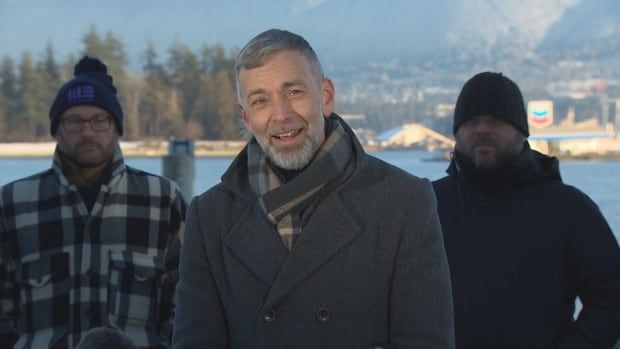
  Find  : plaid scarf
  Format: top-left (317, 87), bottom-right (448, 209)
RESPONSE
top-left (247, 118), bottom-right (354, 250)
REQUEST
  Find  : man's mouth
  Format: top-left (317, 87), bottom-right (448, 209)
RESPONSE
top-left (273, 129), bottom-right (301, 140)
top-left (78, 141), bottom-right (100, 148)
top-left (473, 138), bottom-right (497, 148)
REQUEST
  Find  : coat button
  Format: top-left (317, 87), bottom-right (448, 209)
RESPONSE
top-left (263, 309), bottom-right (276, 322)
top-left (316, 308), bottom-right (330, 322)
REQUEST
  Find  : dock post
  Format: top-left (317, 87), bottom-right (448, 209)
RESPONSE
top-left (162, 138), bottom-right (195, 201)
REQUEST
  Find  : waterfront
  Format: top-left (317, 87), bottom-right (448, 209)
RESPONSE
top-left (1, 150), bottom-right (618, 240)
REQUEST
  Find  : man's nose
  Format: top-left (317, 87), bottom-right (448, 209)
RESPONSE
top-left (271, 97), bottom-right (293, 122)
top-left (80, 120), bottom-right (97, 135)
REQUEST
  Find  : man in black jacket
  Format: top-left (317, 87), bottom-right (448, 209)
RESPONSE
top-left (433, 71), bottom-right (620, 349)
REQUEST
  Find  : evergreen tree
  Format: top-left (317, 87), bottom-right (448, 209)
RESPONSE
top-left (81, 26), bottom-right (127, 84)
top-left (138, 41), bottom-right (183, 138)
top-left (82, 25), bottom-right (105, 60)
top-left (37, 42), bottom-right (63, 120)
top-left (63, 53), bottom-right (77, 79)
top-left (41, 42), bottom-right (61, 82)
top-left (201, 69), bottom-right (240, 139)
top-left (194, 44), bottom-right (240, 139)
top-left (1, 56), bottom-right (17, 103)
top-left (0, 89), bottom-right (6, 138)
top-left (102, 30), bottom-right (128, 79)
top-left (121, 74), bottom-right (146, 139)
top-left (167, 41), bottom-right (201, 126)
top-left (199, 44), bottom-right (235, 75)
top-left (143, 41), bottom-right (161, 77)
top-left (0, 56), bottom-right (18, 140)
top-left (16, 52), bottom-right (48, 140)
top-left (199, 44), bottom-right (237, 85)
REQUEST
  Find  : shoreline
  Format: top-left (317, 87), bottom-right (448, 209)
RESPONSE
top-left (0, 141), bottom-right (247, 158)
top-left (1, 141), bottom-right (620, 161)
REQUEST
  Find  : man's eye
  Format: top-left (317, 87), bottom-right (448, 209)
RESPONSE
top-left (251, 98), bottom-right (267, 106)
top-left (65, 117), bottom-right (82, 125)
top-left (93, 116), bottom-right (108, 124)
top-left (288, 89), bottom-right (303, 97)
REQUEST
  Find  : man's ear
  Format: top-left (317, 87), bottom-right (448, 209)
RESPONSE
top-left (239, 103), bottom-right (249, 128)
top-left (321, 78), bottom-right (335, 117)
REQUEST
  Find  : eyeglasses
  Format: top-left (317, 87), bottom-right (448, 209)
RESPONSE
top-left (61, 114), bottom-right (112, 133)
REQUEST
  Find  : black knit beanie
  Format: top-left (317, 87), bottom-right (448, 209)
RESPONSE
top-left (453, 72), bottom-right (529, 136)
top-left (49, 56), bottom-right (123, 136)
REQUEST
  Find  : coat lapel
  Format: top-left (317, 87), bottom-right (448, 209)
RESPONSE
top-left (263, 192), bottom-right (361, 306)
top-left (223, 203), bottom-right (289, 286)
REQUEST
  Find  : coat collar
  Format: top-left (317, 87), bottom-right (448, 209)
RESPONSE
top-left (447, 142), bottom-right (561, 189)
top-left (52, 143), bottom-right (126, 190)
top-left (221, 113), bottom-right (366, 198)
top-left (221, 113), bottom-right (366, 305)
top-left (445, 142), bottom-right (561, 207)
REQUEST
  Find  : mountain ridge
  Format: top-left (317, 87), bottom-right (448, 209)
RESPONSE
top-left (0, 0), bottom-right (617, 67)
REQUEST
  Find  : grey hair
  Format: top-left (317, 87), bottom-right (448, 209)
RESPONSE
top-left (234, 28), bottom-right (325, 102)
top-left (75, 327), bottom-right (137, 349)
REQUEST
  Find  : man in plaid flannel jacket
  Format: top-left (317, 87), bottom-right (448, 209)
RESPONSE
top-left (0, 56), bottom-right (186, 348)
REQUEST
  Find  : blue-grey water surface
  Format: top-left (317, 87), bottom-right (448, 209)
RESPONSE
top-left (1, 150), bottom-right (618, 240)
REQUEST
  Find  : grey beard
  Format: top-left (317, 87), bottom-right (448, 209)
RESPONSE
top-left (263, 136), bottom-right (320, 170)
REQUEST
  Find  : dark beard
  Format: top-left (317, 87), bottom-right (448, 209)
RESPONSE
top-left (455, 150), bottom-right (514, 188)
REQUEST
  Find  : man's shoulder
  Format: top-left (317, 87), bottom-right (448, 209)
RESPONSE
top-left (536, 180), bottom-right (598, 207)
top-left (349, 155), bottom-right (435, 203)
top-left (194, 182), bottom-right (234, 206)
top-left (124, 165), bottom-right (177, 186)
top-left (431, 174), bottom-right (451, 185)
top-left (124, 165), bottom-right (165, 179)
top-left (188, 182), bottom-right (246, 224)
top-left (1, 169), bottom-right (55, 195)
top-left (431, 175), bottom-right (453, 191)
top-left (122, 165), bottom-right (185, 200)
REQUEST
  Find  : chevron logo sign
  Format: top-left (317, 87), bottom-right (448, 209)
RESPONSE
top-left (527, 100), bottom-right (554, 128)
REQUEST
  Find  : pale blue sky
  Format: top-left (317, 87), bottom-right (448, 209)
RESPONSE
top-left (3, 0), bottom-right (442, 66)
top-left (1, 0), bottom-right (615, 69)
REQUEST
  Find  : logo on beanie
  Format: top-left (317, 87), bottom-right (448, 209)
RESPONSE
top-left (527, 100), bottom-right (554, 129)
top-left (67, 85), bottom-right (95, 103)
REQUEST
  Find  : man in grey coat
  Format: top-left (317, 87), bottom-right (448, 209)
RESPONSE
top-left (172, 29), bottom-right (454, 349)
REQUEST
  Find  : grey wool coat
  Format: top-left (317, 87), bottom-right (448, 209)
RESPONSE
top-left (172, 122), bottom-right (454, 349)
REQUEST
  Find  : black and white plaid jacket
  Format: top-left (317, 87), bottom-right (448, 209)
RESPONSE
top-left (0, 145), bottom-right (186, 348)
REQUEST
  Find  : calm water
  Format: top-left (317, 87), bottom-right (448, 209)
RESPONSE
top-left (1, 150), bottom-right (618, 240)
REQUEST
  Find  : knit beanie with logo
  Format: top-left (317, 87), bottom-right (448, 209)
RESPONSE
top-left (49, 56), bottom-right (123, 136)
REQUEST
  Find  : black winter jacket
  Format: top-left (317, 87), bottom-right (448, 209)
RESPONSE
top-left (433, 144), bottom-right (620, 349)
